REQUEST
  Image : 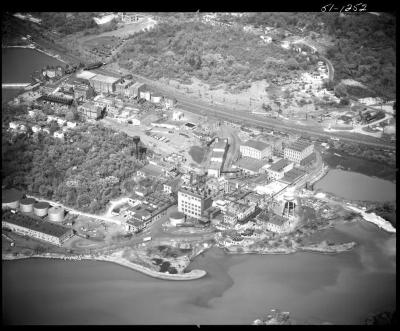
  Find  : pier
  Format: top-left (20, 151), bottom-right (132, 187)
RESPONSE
top-left (2, 83), bottom-right (31, 89)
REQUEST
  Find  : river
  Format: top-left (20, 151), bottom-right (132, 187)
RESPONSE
top-left (2, 47), bottom-right (63, 103)
top-left (314, 169), bottom-right (396, 202)
top-left (3, 217), bottom-right (396, 324)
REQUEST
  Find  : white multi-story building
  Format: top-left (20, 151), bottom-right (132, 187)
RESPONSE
top-left (284, 139), bottom-right (314, 165)
top-left (240, 140), bottom-right (272, 160)
top-left (178, 187), bottom-right (213, 219)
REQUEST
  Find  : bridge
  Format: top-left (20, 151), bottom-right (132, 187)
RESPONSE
top-left (2, 83), bottom-right (31, 89)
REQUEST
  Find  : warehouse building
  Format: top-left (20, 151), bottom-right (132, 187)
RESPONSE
top-left (284, 139), bottom-right (314, 164)
top-left (240, 140), bottom-right (272, 160)
top-left (88, 74), bottom-right (121, 94)
top-left (115, 78), bottom-right (135, 97)
top-left (129, 82), bottom-right (147, 98)
top-left (223, 201), bottom-right (256, 225)
top-left (233, 157), bottom-right (269, 175)
top-left (2, 210), bottom-right (73, 246)
top-left (266, 159), bottom-right (294, 180)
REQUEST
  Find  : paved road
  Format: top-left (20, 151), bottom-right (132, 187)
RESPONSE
top-left (94, 68), bottom-right (396, 150)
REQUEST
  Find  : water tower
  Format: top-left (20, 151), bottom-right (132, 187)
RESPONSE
top-left (132, 136), bottom-right (141, 159)
top-left (282, 193), bottom-right (296, 218)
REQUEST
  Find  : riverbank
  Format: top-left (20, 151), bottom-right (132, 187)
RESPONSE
top-left (3, 44), bottom-right (67, 64)
top-left (222, 241), bottom-right (356, 255)
top-left (2, 251), bottom-right (207, 281)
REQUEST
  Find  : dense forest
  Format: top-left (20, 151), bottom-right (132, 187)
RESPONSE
top-left (322, 13), bottom-right (396, 99)
top-left (2, 110), bottom-right (149, 214)
top-left (118, 21), bottom-right (314, 90)
top-left (32, 12), bottom-right (98, 36)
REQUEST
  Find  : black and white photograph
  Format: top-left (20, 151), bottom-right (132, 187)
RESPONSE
top-left (2, 7), bottom-right (396, 325)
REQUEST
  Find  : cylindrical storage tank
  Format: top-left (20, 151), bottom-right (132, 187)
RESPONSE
top-left (2, 189), bottom-right (24, 209)
top-left (169, 211), bottom-right (185, 226)
top-left (20, 198), bottom-right (36, 213)
top-left (33, 202), bottom-right (50, 217)
top-left (48, 206), bottom-right (64, 222)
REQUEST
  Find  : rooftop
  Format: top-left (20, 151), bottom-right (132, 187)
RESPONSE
top-left (213, 139), bottom-right (228, 150)
top-left (235, 157), bottom-right (268, 172)
top-left (89, 73), bottom-right (120, 84)
top-left (76, 70), bottom-right (97, 80)
top-left (280, 168), bottom-right (306, 184)
top-left (269, 159), bottom-right (292, 172)
top-left (2, 189), bottom-right (24, 203)
top-left (211, 151), bottom-right (225, 159)
top-left (208, 162), bottom-right (222, 170)
top-left (286, 139), bottom-right (313, 152)
top-left (3, 212), bottom-right (71, 238)
top-left (242, 140), bottom-right (270, 151)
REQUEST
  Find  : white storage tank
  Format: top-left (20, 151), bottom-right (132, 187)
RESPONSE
top-left (2, 189), bottom-right (24, 209)
top-left (33, 201), bottom-right (50, 217)
top-left (169, 211), bottom-right (185, 226)
top-left (48, 206), bottom-right (65, 223)
top-left (20, 198), bottom-right (36, 213)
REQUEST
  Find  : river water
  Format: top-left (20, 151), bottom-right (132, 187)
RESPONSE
top-left (2, 48), bottom-right (396, 325)
top-left (2, 47), bottom-right (63, 103)
top-left (315, 169), bottom-right (396, 202)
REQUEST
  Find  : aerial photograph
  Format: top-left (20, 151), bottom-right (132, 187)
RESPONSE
top-left (2, 10), bottom-right (396, 325)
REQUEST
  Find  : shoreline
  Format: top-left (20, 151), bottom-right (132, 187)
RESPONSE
top-left (2, 252), bottom-right (207, 281)
top-left (222, 241), bottom-right (357, 255)
top-left (3, 44), bottom-right (68, 64)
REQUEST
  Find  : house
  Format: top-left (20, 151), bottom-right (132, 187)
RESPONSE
top-left (57, 118), bottom-right (66, 126)
top-left (78, 101), bottom-right (103, 120)
top-left (163, 178), bottom-right (180, 194)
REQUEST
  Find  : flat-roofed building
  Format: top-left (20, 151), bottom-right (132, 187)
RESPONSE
top-left (2, 210), bottom-right (73, 246)
top-left (260, 135), bottom-right (284, 154)
top-left (115, 78), bottom-right (135, 97)
top-left (267, 158), bottom-right (294, 180)
top-left (78, 101), bottom-right (103, 120)
top-left (279, 167), bottom-right (306, 185)
top-left (284, 139), bottom-right (314, 164)
top-left (129, 82), bottom-right (147, 98)
top-left (233, 157), bottom-right (269, 175)
top-left (210, 151), bottom-right (225, 163)
top-left (240, 140), bottom-right (272, 160)
top-left (213, 138), bottom-right (228, 153)
top-left (208, 162), bottom-right (222, 177)
top-left (178, 186), bottom-right (213, 219)
top-left (88, 74), bottom-right (121, 94)
top-left (223, 201), bottom-right (256, 225)
top-left (73, 83), bottom-right (94, 101)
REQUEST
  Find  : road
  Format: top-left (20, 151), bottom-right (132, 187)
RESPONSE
top-left (92, 67), bottom-right (396, 150)
top-left (18, 18), bottom-right (394, 151)
top-left (319, 55), bottom-right (334, 82)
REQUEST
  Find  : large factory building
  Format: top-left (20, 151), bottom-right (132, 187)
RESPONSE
top-left (88, 74), bottom-right (121, 94)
